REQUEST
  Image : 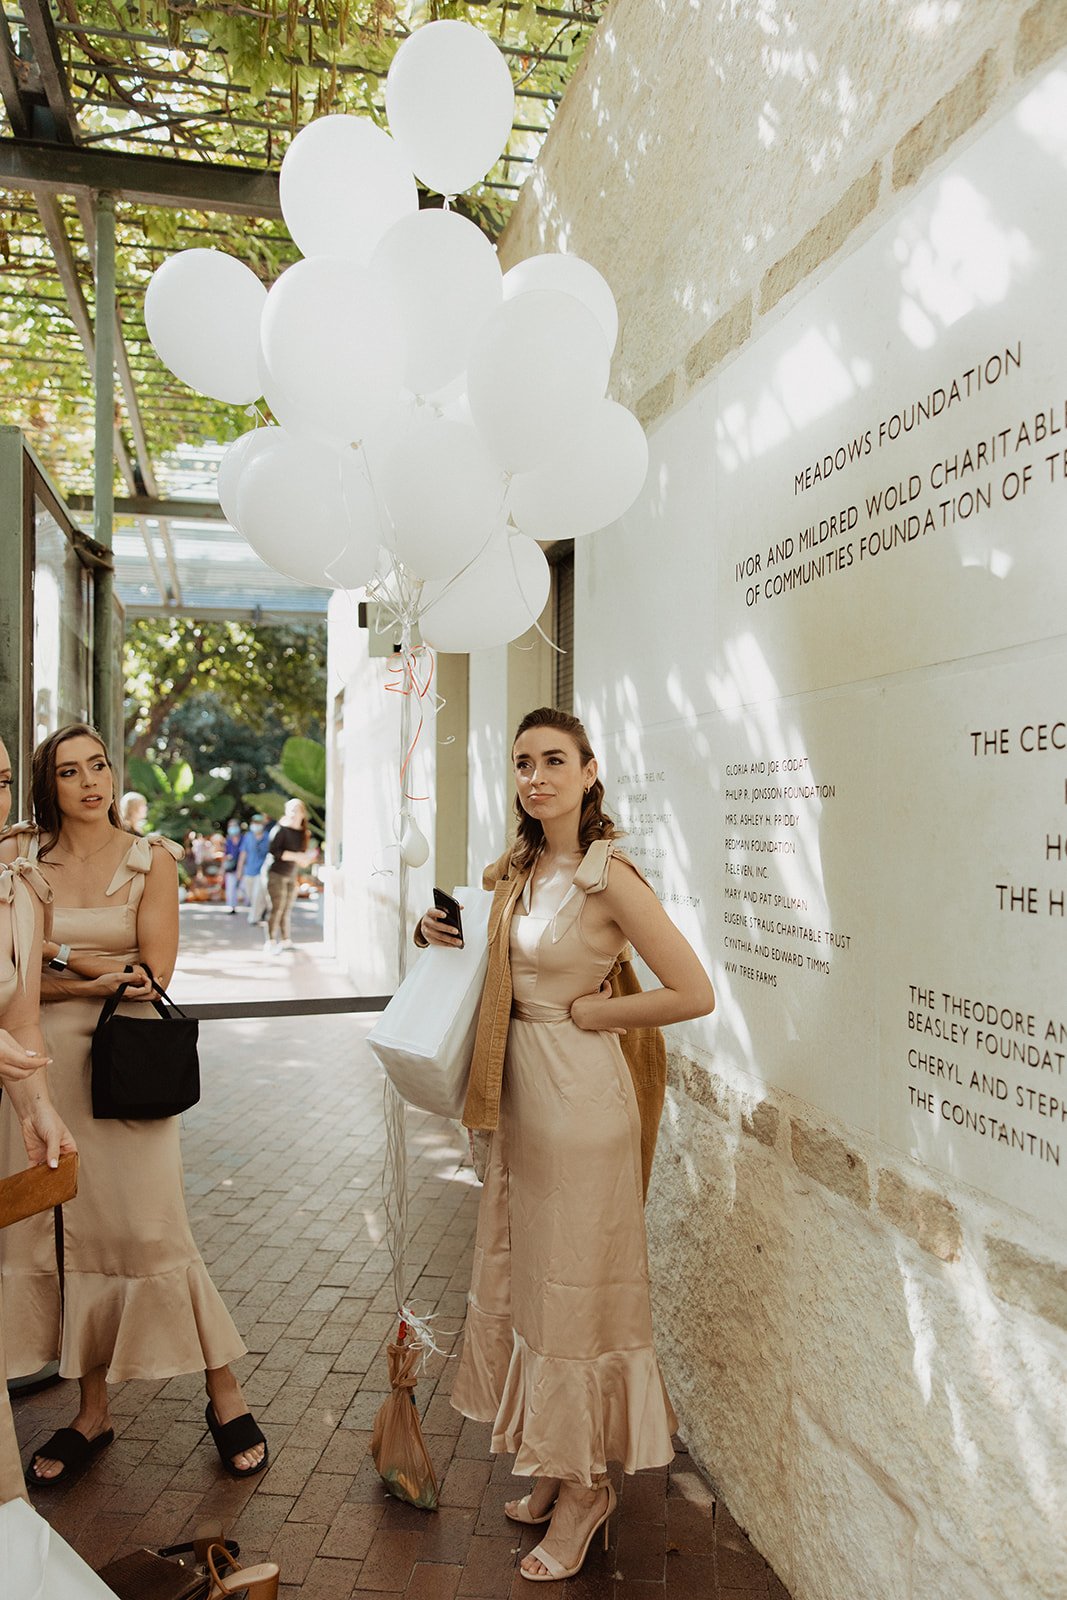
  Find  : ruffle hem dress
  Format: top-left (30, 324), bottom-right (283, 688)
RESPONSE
top-left (0, 835), bottom-right (245, 1386)
top-left (0, 849), bottom-right (50, 1503)
top-left (451, 848), bottom-right (677, 1487)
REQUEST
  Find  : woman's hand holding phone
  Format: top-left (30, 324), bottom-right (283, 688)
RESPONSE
top-left (420, 890), bottom-right (465, 948)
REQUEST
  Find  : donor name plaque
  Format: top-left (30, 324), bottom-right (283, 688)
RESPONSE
top-left (581, 64), bottom-right (1067, 1224)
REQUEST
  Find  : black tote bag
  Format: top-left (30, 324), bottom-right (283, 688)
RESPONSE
top-left (91, 967), bottom-right (200, 1120)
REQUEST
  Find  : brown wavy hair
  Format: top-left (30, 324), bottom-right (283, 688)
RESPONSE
top-left (32, 723), bottom-right (124, 861)
top-left (510, 707), bottom-right (619, 873)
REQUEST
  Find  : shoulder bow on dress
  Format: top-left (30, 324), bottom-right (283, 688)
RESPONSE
top-left (105, 833), bottom-right (184, 898)
top-left (0, 833), bottom-right (52, 992)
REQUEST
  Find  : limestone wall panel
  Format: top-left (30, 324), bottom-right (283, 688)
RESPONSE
top-left (650, 1103), bottom-right (795, 1581)
top-left (500, 1), bottom-right (1032, 409)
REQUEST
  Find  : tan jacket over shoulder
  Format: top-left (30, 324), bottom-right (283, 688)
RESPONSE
top-left (461, 837), bottom-right (668, 1201)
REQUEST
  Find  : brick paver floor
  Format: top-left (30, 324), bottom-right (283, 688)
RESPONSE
top-left (10, 904), bottom-right (790, 1597)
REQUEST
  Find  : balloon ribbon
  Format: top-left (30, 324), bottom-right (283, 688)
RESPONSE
top-left (385, 646), bottom-right (435, 802)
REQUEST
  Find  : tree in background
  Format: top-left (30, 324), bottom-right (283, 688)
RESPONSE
top-left (123, 621), bottom-right (327, 832)
top-left (124, 619), bottom-right (327, 765)
top-left (247, 735), bottom-right (327, 838)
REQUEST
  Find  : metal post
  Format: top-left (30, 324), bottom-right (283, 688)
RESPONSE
top-left (385, 642), bottom-right (415, 1320)
top-left (91, 190), bottom-right (115, 749)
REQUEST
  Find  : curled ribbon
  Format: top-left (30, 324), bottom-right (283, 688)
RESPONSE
top-left (385, 646), bottom-right (437, 802)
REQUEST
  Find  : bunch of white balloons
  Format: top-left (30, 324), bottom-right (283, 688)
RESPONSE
top-left (144, 20), bottom-right (649, 654)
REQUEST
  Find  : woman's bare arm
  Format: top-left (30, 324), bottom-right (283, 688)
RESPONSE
top-left (570, 860), bottom-right (715, 1033)
top-left (135, 846), bottom-right (180, 989)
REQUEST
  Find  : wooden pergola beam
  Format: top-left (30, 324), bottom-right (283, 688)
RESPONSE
top-left (69, 494), bottom-right (227, 523)
top-left (0, 137), bottom-right (282, 216)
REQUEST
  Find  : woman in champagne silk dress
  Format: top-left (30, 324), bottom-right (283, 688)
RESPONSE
top-left (0, 732), bottom-right (76, 1503)
top-left (0, 724), bottom-right (266, 1487)
top-left (419, 708), bottom-right (715, 1583)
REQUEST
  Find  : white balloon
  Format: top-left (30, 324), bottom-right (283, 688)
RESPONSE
top-left (386, 20), bottom-right (515, 196)
top-left (504, 254), bottom-right (619, 356)
top-left (256, 346), bottom-right (306, 437)
top-left (371, 209), bottom-right (502, 394)
top-left (145, 249), bottom-right (264, 403)
top-left (279, 115), bottom-right (418, 263)
top-left (216, 427), bottom-right (279, 532)
top-left (399, 817), bottom-right (430, 868)
top-left (508, 401), bottom-right (649, 539)
top-left (377, 413), bottom-right (504, 581)
top-left (236, 432), bottom-right (351, 586)
top-left (328, 450), bottom-right (386, 590)
top-left (419, 532), bottom-right (550, 653)
top-left (467, 290), bottom-right (611, 473)
top-left (260, 257), bottom-right (405, 443)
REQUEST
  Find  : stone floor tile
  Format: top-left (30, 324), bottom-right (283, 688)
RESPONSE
top-left (273, 1520), bottom-right (330, 1585)
top-left (320, 1501), bottom-right (386, 1560)
top-left (714, 1506), bottom-right (752, 1553)
top-left (231, 1490), bottom-right (297, 1549)
top-left (616, 1520), bottom-right (667, 1584)
top-left (456, 1533), bottom-right (518, 1597)
top-left (441, 1456), bottom-right (492, 1509)
top-left (454, 1418), bottom-right (493, 1461)
top-left (67, 1511), bottom-right (144, 1571)
top-left (715, 1542), bottom-right (771, 1589)
top-left (405, 1562), bottom-right (464, 1600)
top-left (265, 1446), bottom-right (327, 1499)
top-left (666, 1497), bottom-right (714, 1554)
top-left (422, 1394), bottom-right (464, 1437)
top-left (317, 1427), bottom-right (373, 1477)
top-left (666, 1466), bottom-right (715, 1509)
top-left (475, 1482), bottom-right (524, 1537)
top-left (290, 1471), bottom-right (355, 1525)
top-left (297, 1556), bottom-right (365, 1598)
top-left (357, 1528), bottom-right (431, 1591)
top-left (623, 1472), bottom-right (670, 1526)
top-left (127, 1488), bottom-right (210, 1551)
top-left (342, 1390), bottom-right (392, 1431)
top-left (663, 1550), bottom-right (721, 1597)
top-left (412, 1505), bottom-right (479, 1564)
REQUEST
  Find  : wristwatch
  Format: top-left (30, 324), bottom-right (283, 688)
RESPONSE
top-left (47, 943), bottom-right (72, 972)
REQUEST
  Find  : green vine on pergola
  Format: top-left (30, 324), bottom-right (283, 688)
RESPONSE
top-left (0, 0), bottom-right (607, 497)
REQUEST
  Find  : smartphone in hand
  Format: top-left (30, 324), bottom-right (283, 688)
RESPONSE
top-left (432, 888), bottom-right (464, 944)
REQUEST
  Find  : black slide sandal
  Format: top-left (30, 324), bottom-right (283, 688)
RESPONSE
top-left (26, 1425), bottom-right (114, 1487)
top-left (204, 1401), bottom-right (269, 1479)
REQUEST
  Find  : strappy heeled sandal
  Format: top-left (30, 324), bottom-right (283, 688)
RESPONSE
top-left (505, 1477), bottom-right (561, 1525)
top-left (205, 1542), bottom-right (280, 1600)
top-left (204, 1401), bottom-right (269, 1479)
top-left (520, 1481), bottom-right (617, 1582)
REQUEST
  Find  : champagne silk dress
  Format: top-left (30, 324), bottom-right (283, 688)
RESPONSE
top-left (0, 849), bottom-right (50, 1502)
top-left (0, 834), bottom-right (245, 1385)
top-left (451, 847), bottom-right (677, 1487)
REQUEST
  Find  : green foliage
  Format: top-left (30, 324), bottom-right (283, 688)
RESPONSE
top-left (124, 619), bottom-right (327, 767)
top-left (241, 789), bottom-right (288, 821)
top-left (126, 753), bottom-right (232, 838)
top-left (266, 736), bottom-right (327, 835)
top-left (0, 2), bottom-right (606, 497)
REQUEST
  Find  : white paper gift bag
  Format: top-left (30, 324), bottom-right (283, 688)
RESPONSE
top-left (367, 887), bottom-right (493, 1120)
top-left (0, 1495), bottom-right (117, 1600)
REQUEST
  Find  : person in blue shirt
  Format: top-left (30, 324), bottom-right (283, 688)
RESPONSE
top-left (237, 814), bottom-right (272, 926)
top-left (222, 820), bottom-right (243, 914)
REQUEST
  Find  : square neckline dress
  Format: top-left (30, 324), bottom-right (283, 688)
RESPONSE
top-left (451, 845), bottom-right (677, 1486)
top-left (0, 833), bottom-right (245, 1385)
